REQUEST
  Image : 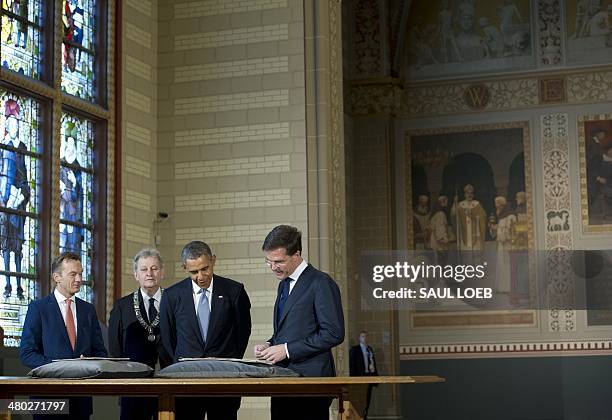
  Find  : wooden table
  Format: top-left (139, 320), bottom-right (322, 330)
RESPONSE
top-left (0, 375), bottom-right (444, 419)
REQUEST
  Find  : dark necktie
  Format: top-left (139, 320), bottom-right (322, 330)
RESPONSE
top-left (276, 278), bottom-right (290, 325)
top-left (148, 297), bottom-right (157, 323)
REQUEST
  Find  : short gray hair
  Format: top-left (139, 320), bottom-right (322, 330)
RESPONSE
top-left (133, 248), bottom-right (164, 272)
top-left (181, 241), bottom-right (213, 265)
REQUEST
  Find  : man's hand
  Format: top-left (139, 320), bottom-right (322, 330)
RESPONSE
top-left (253, 342), bottom-right (270, 359)
top-left (258, 344), bottom-right (287, 364)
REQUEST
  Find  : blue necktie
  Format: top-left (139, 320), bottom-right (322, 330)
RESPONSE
top-left (197, 289), bottom-right (210, 344)
top-left (276, 279), bottom-right (290, 326)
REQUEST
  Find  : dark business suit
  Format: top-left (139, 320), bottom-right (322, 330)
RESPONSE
top-left (269, 264), bottom-right (345, 420)
top-left (349, 344), bottom-right (378, 419)
top-left (20, 293), bottom-right (107, 420)
top-left (109, 290), bottom-right (172, 420)
top-left (160, 275), bottom-right (251, 420)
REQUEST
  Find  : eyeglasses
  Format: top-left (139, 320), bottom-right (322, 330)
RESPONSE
top-left (264, 258), bottom-right (289, 268)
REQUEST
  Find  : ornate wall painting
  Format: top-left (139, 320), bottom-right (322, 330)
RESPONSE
top-left (405, 0), bottom-right (536, 80)
top-left (566, 0), bottom-right (612, 65)
top-left (403, 122), bottom-right (536, 329)
top-left (578, 114), bottom-right (612, 233)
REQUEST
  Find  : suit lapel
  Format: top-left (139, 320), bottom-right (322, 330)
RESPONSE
top-left (48, 294), bottom-right (73, 354)
top-left (277, 265), bottom-right (311, 329)
top-left (75, 297), bottom-right (86, 354)
top-left (182, 279), bottom-right (206, 348)
top-left (273, 280), bottom-right (283, 331)
top-left (205, 277), bottom-right (225, 348)
top-left (137, 291), bottom-right (149, 323)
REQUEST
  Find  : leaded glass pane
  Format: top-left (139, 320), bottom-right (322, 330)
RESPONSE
top-left (1, 0), bottom-right (43, 78)
top-left (60, 113), bottom-right (94, 302)
top-left (61, 0), bottom-right (96, 101)
top-left (0, 89), bottom-right (41, 348)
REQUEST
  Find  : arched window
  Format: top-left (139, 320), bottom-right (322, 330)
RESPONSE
top-left (0, 0), bottom-right (117, 348)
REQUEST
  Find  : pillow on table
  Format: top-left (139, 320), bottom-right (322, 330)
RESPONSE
top-left (29, 360), bottom-right (154, 379)
top-left (156, 360), bottom-right (300, 378)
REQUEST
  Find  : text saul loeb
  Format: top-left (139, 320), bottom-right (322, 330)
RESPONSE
top-left (370, 261), bottom-right (493, 300)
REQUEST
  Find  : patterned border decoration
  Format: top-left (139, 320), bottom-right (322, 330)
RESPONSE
top-left (539, 77), bottom-right (566, 104)
top-left (404, 121), bottom-right (536, 329)
top-left (348, 68), bottom-right (612, 118)
top-left (400, 340), bottom-right (612, 359)
top-left (536, 0), bottom-right (564, 66)
top-left (329, 0), bottom-right (348, 377)
top-left (578, 113), bottom-right (612, 234)
top-left (540, 113), bottom-right (576, 332)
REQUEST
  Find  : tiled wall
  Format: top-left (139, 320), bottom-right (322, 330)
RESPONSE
top-left (122, 0), bottom-right (159, 296)
top-left (121, 1), bottom-right (307, 418)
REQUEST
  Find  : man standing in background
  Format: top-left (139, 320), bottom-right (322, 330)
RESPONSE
top-left (109, 247), bottom-right (172, 420)
top-left (349, 330), bottom-right (379, 420)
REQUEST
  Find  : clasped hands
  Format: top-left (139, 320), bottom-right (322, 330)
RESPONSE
top-left (253, 342), bottom-right (287, 364)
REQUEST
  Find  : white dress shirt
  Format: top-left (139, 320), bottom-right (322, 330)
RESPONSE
top-left (140, 287), bottom-right (162, 316)
top-left (192, 276), bottom-right (214, 315)
top-left (54, 288), bottom-right (78, 333)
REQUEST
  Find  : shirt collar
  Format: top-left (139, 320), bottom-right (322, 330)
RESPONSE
top-left (140, 287), bottom-right (162, 302)
top-left (192, 275), bottom-right (214, 294)
top-left (287, 260), bottom-right (308, 281)
top-left (54, 288), bottom-right (76, 305)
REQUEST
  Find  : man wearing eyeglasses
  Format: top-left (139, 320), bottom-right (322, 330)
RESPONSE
top-left (159, 241), bottom-right (251, 420)
top-left (254, 225), bottom-right (345, 420)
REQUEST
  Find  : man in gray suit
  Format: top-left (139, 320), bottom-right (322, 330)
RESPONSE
top-left (254, 225), bottom-right (345, 420)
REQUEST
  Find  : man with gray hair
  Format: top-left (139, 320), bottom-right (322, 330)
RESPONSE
top-left (160, 240), bottom-right (251, 420)
top-left (109, 247), bottom-right (172, 420)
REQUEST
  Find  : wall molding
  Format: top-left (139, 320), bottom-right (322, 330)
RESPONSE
top-left (401, 339), bottom-right (612, 360)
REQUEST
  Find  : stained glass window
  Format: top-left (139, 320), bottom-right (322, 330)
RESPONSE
top-left (0, 89), bottom-right (41, 347)
top-left (1, 0), bottom-right (43, 78)
top-left (61, 0), bottom-right (96, 101)
top-left (60, 113), bottom-right (94, 302)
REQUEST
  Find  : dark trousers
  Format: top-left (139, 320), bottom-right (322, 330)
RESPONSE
top-left (271, 396), bottom-right (332, 420)
top-left (175, 396), bottom-right (240, 420)
top-left (120, 396), bottom-right (158, 420)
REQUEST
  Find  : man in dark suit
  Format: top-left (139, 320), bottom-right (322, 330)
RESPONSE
top-left (254, 225), bottom-right (345, 420)
top-left (349, 330), bottom-right (379, 419)
top-left (20, 252), bottom-right (107, 420)
top-left (109, 247), bottom-right (172, 420)
top-left (160, 241), bottom-right (251, 420)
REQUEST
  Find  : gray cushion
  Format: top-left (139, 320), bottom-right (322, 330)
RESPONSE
top-left (156, 360), bottom-right (300, 378)
top-left (29, 360), bottom-right (154, 379)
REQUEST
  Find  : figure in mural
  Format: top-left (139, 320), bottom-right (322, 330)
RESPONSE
top-left (0, 98), bottom-right (30, 299)
top-left (59, 122), bottom-right (83, 255)
top-left (596, 145), bottom-right (612, 206)
top-left (587, 3), bottom-right (612, 37)
top-left (409, 16), bottom-right (438, 65)
top-left (489, 196), bottom-right (516, 293)
top-left (498, 0), bottom-right (523, 34)
top-left (572, 0), bottom-right (593, 38)
top-left (479, 17), bottom-right (504, 58)
top-left (586, 129), bottom-right (606, 206)
top-left (454, 0), bottom-right (488, 61)
top-left (413, 194), bottom-right (431, 249)
top-left (438, 0), bottom-right (460, 62)
top-left (452, 184), bottom-right (487, 252)
top-left (430, 195), bottom-right (455, 265)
